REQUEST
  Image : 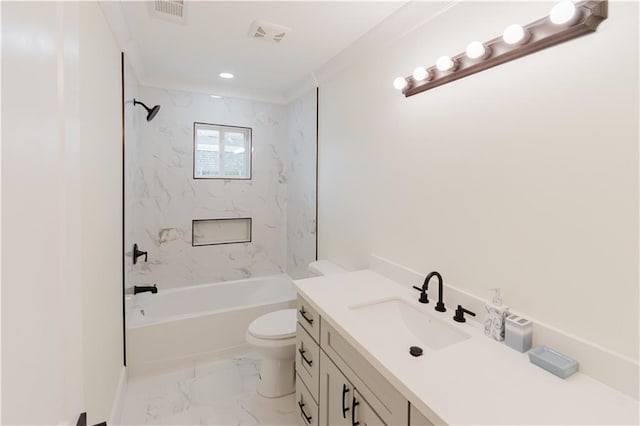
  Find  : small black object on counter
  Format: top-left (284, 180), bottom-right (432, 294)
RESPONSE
top-left (409, 346), bottom-right (424, 357)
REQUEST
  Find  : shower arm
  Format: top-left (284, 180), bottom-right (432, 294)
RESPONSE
top-left (133, 99), bottom-right (150, 111)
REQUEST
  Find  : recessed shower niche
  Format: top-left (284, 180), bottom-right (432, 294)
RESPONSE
top-left (192, 218), bottom-right (252, 246)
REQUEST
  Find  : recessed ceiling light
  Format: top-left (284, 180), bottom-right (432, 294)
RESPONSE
top-left (210, 95), bottom-right (222, 99)
top-left (219, 72), bottom-right (234, 79)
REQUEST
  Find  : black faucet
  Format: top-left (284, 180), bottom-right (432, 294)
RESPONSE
top-left (453, 305), bottom-right (476, 323)
top-left (133, 243), bottom-right (147, 265)
top-left (134, 284), bottom-right (157, 295)
top-left (412, 280), bottom-right (430, 304)
top-left (424, 271), bottom-right (446, 312)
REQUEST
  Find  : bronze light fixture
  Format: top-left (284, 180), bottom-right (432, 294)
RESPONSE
top-left (394, 0), bottom-right (608, 97)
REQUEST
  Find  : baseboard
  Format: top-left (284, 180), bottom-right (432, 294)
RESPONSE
top-left (108, 366), bottom-right (127, 426)
top-left (369, 254), bottom-right (639, 400)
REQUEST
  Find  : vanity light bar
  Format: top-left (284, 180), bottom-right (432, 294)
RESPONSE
top-left (398, 0), bottom-right (608, 97)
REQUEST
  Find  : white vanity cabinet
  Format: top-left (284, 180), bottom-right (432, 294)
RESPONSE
top-left (296, 296), bottom-right (321, 426)
top-left (319, 350), bottom-right (352, 426)
top-left (296, 292), bottom-right (434, 426)
top-left (320, 346), bottom-right (386, 426)
top-left (353, 389), bottom-right (385, 426)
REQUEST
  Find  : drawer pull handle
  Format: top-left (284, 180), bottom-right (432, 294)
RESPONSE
top-left (298, 347), bottom-right (313, 367)
top-left (298, 400), bottom-right (313, 424)
top-left (299, 308), bottom-right (314, 325)
top-left (341, 383), bottom-right (350, 418)
top-left (351, 396), bottom-right (360, 426)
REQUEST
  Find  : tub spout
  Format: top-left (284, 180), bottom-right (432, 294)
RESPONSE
top-left (134, 284), bottom-right (158, 295)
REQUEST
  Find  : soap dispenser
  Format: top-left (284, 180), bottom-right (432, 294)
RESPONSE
top-left (484, 288), bottom-right (509, 341)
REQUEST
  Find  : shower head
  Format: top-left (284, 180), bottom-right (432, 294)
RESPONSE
top-left (133, 98), bottom-right (161, 122)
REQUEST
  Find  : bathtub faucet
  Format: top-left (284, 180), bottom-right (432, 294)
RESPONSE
top-left (134, 284), bottom-right (158, 295)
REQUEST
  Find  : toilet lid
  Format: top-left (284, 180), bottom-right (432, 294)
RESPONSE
top-left (248, 309), bottom-right (297, 340)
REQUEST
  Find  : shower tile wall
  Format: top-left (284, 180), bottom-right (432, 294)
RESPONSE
top-left (286, 90), bottom-right (317, 279)
top-left (127, 87), bottom-right (289, 289)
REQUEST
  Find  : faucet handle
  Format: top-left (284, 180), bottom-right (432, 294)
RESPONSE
top-left (412, 286), bottom-right (429, 304)
top-left (453, 305), bottom-right (476, 323)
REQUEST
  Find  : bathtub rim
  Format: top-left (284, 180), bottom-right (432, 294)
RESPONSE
top-left (127, 273), bottom-right (296, 329)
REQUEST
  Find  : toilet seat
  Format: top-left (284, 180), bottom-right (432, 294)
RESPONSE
top-left (248, 308), bottom-right (296, 340)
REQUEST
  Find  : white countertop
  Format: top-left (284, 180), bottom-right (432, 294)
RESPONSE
top-left (294, 270), bottom-right (639, 425)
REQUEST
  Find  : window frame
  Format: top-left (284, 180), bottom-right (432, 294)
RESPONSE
top-left (193, 122), bottom-right (252, 180)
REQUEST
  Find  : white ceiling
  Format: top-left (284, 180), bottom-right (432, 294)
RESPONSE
top-left (116, 1), bottom-right (408, 103)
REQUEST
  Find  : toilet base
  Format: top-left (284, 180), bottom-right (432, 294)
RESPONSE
top-left (256, 358), bottom-right (296, 398)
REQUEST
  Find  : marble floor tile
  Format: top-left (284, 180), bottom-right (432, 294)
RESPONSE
top-left (120, 351), bottom-right (298, 426)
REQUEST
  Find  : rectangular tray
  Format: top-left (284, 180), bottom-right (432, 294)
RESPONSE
top-left (528, 346), bottom-right (579, 379)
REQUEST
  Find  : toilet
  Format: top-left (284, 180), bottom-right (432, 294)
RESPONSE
top-left (246, 260), bottom-right (346, 398)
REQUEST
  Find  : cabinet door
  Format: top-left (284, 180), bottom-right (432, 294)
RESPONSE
top-left (352, 390), bottom-right (386, 426)
top-left (319, 351), bottom-right (353, 426)
top-left (409, 404), bottom-right (434, 426)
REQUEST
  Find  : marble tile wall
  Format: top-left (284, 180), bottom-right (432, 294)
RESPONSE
top-left (286, 90), bottom-right (317, 279)
top-left (126, 86), bottom-right (313, 289)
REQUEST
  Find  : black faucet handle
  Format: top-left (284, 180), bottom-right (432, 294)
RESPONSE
top-left (412, 286), bottom-right (429, 304)
top-left (453, 305), bottom-right (476, 323)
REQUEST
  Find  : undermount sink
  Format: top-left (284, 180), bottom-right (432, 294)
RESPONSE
top-left (349, 298), bottom-right (470, 350)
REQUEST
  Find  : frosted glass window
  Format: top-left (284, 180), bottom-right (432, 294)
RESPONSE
top-left (194, 122), bottom-right (251, 179)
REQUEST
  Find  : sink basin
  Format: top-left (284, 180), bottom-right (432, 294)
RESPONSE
top-left (349, 298), bottom-right (470, 350)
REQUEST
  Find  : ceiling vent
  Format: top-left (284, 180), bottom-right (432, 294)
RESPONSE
top-left (248, 20), bottom-right (291, 43)
top-left (150, 0), bottom-right (186, 23)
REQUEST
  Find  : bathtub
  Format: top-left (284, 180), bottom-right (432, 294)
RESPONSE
top-left (126, 274), bottom-right (296, 373)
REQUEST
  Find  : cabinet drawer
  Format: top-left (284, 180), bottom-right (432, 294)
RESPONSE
top-left (297, 295), bottom-right (321, 343)
top-left (321, 319), bottom-right (408, 426)
top-left (296, 322), bottom-right (320, 402)
top-left (296, 373), bottom-right (319, 426)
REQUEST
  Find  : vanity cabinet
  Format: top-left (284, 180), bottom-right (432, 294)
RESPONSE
top-left (319, 350), bottom-right (352, 426)
top-left (319, 349), bottom-right (385, 426)
top-left (296, 296), bottom-right (321, 426)
top-left (296, 293), bottom-right (434, 426)
top-left (353, 389), bottom-right (385, 426)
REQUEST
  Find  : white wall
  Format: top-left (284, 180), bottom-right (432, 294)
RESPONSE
top-left (1, 2), bottom-right (123, 424)
top-left (78, 2), bottom-right (124, 424)
top-left (286, 89), bottom-right (317, 279)
top-left (1, 2), bottom-right (84, 423)
top-left (318, 1), bottom-right (638, 362)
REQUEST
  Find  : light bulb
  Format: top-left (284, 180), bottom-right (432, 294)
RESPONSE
top-left (412, 67), bottom-right (429, 81)
top-left (219, 72), bottom-right (234, 79)
top-left (550, 1), bottom-right (577, 25)
top-left (210, 95), bottom-right (222, 99)
top-left (436, 56), bottom-right (455, 72)
top-left (393, 77), bottom-right (408, 90)
top-left (466, 41), bottom-right (487, 59)
top-left (503, 24), bottom-right (526, 45)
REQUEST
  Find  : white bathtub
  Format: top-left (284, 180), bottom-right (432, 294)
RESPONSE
top-left (126, 274), bottom-right (296, 373)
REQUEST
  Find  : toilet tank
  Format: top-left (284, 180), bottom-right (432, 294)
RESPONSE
top-left (308, 260), bottom-right (346, 277)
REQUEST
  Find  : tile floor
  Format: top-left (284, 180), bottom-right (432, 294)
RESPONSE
top-left (119, 352), bottom-right (299, 425)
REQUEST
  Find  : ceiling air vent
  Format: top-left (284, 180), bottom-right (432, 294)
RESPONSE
top-left (150, 0), bottom-right (186, 23)
top-left (248, 20), bottom-right (291, 43)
